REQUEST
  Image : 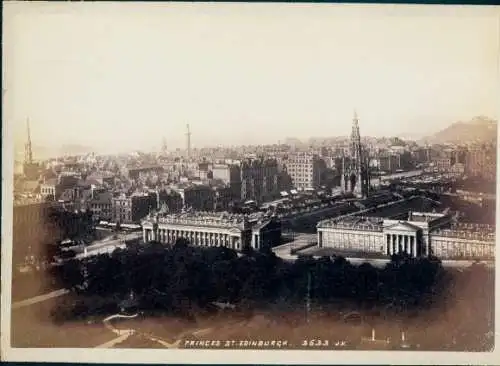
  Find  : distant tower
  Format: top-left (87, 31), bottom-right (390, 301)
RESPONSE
top-left (23, 118), bottom-right (39, 180)
top-left (340, 110), bottom-right (370, 198)
top-left (186, 124), bottom-right (192, 159)
top-left (161, 137), bottom-right (168, 156)
top-left (25, 118), bottom-right (33, 164)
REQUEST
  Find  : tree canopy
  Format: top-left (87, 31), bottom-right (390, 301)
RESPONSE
top-left (53, 238), bottom-right (448, 322)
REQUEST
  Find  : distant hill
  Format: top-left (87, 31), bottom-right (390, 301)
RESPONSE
top-left (428, 116), bottom-right (497, 144)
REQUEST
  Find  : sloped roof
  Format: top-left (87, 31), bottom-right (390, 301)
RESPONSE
top-left (89, 191), bottom-right (112, 204)
top-left (384, 221), bottom-right (421, 232)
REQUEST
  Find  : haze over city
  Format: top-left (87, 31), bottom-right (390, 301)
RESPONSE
top-left (5, 4), bottom-right (499, 361)
top-left (4, 3), bottom-right (499, 155)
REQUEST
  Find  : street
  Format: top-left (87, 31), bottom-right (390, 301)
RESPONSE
top-left (12, 288), bottom-right (69, 310)
top-left (272, 233), bottom-right (316, 260)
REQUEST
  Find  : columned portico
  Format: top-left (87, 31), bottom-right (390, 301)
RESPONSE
top-left (141, 211), bottom-right (280, 252)
top-left (382, 220), bottom-right (423, 258)
top-left (384, 228), bottom-right (419, 257)
top-left (142, 223), bottom-right (249, 251)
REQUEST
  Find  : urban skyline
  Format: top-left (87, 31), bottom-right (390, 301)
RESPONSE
top-left (12, 115), bottom-right (497, 162)
top-left (5, 3), bottom-right (499, 153)
top-left (3, 3), bottom-right (498, 361)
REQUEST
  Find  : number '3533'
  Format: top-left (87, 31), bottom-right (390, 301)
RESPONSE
top-left (302, 339), bottom-right (329, 347)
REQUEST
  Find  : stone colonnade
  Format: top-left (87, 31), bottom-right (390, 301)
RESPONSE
top-left (385, 233), bottom-right (417, 256)
top-left (143, 227), bottom-right (241, 250)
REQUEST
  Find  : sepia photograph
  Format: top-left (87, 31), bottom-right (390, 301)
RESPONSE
top-left (1, 2), bottom-right (499, 364)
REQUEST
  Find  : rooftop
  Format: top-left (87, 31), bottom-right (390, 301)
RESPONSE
top-left (432, 228), bottom-right (495, 242)
top-left (408, 211), bottom-right (446, 222)
top-left (42, 178), bottom-right (58, 186)
top-left (318, 216), bottom-right (384, 232)
top-left (127, 165), bottom-right (164, 172)
top-left (88, 191), bottom-right (113, 204)
top-left (143, 211), bottom-right (269, 230)
top-left (362, 196), bottom-right (442, 219)
top-left (450, 222), bottom-right (496, 233)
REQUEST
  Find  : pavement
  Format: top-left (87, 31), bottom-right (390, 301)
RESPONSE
top-left (74, 232), bottom-right (141, 259)
top-left (85, 232), bottom-right (141, 250)
top-left (95, 333), bottom-right (132, 348)
top-left (272, 233), bottom-right (317, 260)
top-left (96, 312), bottom-right (216, 349)
top-left (12, 288), bottom-right (69, 310)
top-left (96, 313), bottom-right (138, 348)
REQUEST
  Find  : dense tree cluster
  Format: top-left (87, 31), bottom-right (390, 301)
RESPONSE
top-left (47, 208), bottom-right (96, 243)
top-left (52, 239), bottom-right (446, 322)
top-left (43, 209), bottom-right (97, 261)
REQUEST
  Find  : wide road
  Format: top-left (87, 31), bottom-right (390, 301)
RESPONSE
top-left (75, 232), bottom-right (142, 258)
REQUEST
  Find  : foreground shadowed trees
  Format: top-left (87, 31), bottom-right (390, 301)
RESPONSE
top-left (51, 239), bottom-right (452, 322)
top-left (46, 208), bottom-right (96, 249)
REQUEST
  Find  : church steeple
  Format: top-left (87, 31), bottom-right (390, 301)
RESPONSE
top-left (22, 117), bottom-right (40, 180)
top-left (25, 118), bottom-right (33, 164)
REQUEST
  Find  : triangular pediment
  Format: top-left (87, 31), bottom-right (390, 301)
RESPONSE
top-left (385, 222), bottom-right (420, 232)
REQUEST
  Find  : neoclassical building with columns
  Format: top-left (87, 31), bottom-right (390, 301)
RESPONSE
top-left (317, 211), bottom-right (495, 260)
top-left (142, 211), bottom-right (281, 251)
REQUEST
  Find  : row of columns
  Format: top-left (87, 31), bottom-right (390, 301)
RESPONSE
top-left (143, 227), bottom-right (241, 249)
top-left (386, 233), bottom-right (417, 257)
top-left (253, 233), bottom-right (261, 250)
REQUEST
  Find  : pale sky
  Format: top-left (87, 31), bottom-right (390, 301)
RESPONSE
top-left (4, 3), bottom-right (500, 154)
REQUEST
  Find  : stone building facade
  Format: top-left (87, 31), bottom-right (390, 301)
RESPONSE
top-left (142, 211), bottom-right (281, 251)
top-left (431, 223), bottom-right (495, 259)
top-left (240, 158), bottom-right (280, 203)
top-left (317, 211), bottom-right (494, 260)
top-left (111, 192), bottom-right (157, 224)
top-left (286, 152), bottom-right (325, 190)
